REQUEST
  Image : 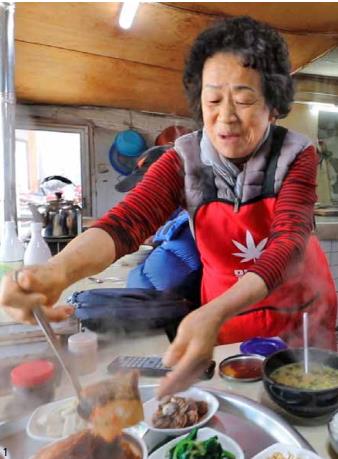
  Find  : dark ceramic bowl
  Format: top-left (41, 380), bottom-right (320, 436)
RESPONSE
top-left (263, 347), bottom-right (338, 418)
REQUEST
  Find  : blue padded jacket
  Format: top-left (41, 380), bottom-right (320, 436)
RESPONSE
top-left (127, 211), bottom-right (201, 291)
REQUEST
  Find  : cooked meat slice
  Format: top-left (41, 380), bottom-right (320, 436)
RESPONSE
top-left (81, 370), bottom-right (144, 442)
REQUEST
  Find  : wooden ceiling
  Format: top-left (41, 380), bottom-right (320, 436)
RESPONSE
top-left (15, 2), bottom-right (338, 117)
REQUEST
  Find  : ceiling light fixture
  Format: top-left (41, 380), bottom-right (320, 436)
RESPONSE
top-left (119, 1), bottom-right (140, 30)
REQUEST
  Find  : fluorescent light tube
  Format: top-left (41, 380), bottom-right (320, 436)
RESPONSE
top-left (119, 1), bottom-right (140, 30)
top-left (310, 102), bottom-right (338, 114)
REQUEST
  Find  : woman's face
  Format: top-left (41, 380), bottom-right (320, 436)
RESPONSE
top-left (201, 52), bottom-right (274, 159)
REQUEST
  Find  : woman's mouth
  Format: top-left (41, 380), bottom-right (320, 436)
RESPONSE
top-left (218, 133), bottom-right (240, 143)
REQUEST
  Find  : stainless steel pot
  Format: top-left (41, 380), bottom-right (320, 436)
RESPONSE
top-left (29, 176), bottom-right (82, 238)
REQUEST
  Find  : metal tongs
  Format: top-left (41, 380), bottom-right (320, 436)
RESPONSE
top-left (33, 306), bottom-right (91, 418)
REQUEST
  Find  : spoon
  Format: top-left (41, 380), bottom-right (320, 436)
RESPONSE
top-left (33, 306), bottom-right (91, 418)
top-left (303, 311), bottom-right (309, 374)
top-left (88, 276), bottom-right (120, 284)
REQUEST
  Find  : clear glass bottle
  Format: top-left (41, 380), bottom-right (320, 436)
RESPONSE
top-left (24, 222), bottom-right (52, 265)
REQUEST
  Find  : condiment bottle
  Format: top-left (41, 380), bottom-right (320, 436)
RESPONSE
top-left (68, 331), bottom-right (98, 375)
top-left (0, 221), bottom-right (24, 262)
top-left (24, 222), bottom-right (52, 265)
top-left (10, 360), bottom-right (55, 409)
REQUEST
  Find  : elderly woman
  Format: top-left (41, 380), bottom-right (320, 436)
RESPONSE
top-left (1, 16), bottom-right (336, 397)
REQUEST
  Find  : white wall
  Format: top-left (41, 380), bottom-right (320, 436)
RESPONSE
top-left (278, 102), bottom-right (318, 142)
top-left (16, 104), bottom-right (196, 217)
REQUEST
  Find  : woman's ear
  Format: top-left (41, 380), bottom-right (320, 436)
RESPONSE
top-left (269, 108), bottom-right (279, 124)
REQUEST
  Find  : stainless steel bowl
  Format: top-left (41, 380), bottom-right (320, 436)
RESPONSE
top-left (219, 354), bottom-right (265, 382)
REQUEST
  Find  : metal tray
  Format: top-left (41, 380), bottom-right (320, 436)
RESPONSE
top-left (141, 386), bottom-right (315, 458)
top-left (0, 385), bottom-right (315, 459)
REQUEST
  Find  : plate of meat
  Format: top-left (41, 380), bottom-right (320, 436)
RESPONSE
top-left (143, 387), bottom-right (219, 435)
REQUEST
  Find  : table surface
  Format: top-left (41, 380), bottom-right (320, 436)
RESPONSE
top-left (0, 257), bottom-right (336, 458)
top-left (78, 337), bottom-right (334, 459)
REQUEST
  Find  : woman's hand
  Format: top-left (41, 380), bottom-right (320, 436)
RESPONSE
top-left (0, 263), bottom-right (73, 324)
top-left (157, 304), bottom-right (223, 398)
top-left (157, 272), bottom-right (268, 398)
top-left (0, 229), bottom-right (118, 324)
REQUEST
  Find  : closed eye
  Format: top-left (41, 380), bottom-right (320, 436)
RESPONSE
top-left (235, 99), bottom-right (257, 106)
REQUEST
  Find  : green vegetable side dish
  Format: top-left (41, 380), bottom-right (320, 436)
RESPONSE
top-left (168, 428), bottom-right (236, 459)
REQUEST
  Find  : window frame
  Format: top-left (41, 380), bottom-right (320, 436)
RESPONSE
top-left (15, 117), bottom-right (94, 217)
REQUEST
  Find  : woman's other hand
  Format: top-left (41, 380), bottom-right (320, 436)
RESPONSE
top-left (157, 304), bottom-right (222, 398)
top-left (157, 272), bottom-right (268, 398)
top-left (0, 264), bottom-right (72, 324)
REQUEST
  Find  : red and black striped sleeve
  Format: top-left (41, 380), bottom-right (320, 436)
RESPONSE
top-left (248, 145), bottom-right (318, 290)
top-left (90, 150), bottom-right (185, 259)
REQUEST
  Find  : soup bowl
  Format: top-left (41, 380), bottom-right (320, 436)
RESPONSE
top-left (263, 347), bottom-right (338, 419)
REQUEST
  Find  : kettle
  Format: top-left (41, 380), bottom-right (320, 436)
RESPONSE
top-left (29, 176), bottom-right (82, 239)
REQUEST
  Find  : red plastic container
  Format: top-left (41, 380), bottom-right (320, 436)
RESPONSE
top-left (10, 359), bottom-right (55, 408)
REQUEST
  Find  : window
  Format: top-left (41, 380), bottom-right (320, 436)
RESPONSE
top-left (14, 121), bottom-right (92, 236)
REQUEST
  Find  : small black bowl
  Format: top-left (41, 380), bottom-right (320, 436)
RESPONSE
top-left (263, 347), bottom-right (338, 418)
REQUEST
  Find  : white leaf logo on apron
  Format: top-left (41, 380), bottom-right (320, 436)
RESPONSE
top-left (232, 230), bottom-right (268, 263)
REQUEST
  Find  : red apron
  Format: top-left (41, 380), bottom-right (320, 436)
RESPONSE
top-left (194, 198), bottom-right (337, 350)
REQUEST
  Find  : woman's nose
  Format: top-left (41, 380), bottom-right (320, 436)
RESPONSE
top-left (218, 100), bottom-right (238, 123)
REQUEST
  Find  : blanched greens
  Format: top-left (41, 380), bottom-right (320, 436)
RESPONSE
top-left (168, 428), bottom-right (236, 459)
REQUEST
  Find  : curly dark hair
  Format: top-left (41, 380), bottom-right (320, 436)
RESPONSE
top-left (183, 16), bottom-right (294, 123)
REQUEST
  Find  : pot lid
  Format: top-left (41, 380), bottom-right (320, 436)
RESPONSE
top-left (11, 359), bottom-right (55, 387)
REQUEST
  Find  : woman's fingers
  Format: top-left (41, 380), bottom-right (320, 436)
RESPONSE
top-left (162, 336), bottom-right (187, 368)
top-left (16, 267), bottom-right (54, 293)
top-left (0, 267), bottom-right (68, 323)
top-left (158, 307), bottom-right (218, 397)
top-left (3, 304), bottom-right (37, 324)
top-left (157, 344), bottom-right (210, 398)
top-left (42, 305), bottom-right (74, 322)
top-left (0, 273), bottom-right (47, 310)
top-left (1, 290), bottom-right (47, 323)
top-left (16, 269), bottom-right (34, 291)
top-left (3, 304), bottom-right (74, 324)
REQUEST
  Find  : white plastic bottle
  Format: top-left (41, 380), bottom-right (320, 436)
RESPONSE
top-left (0, 221), bottom-right (25, 262)
top-left (68, 331), bottom-right (98, 375)
top-left (24, 222), bottom-right (52, 265)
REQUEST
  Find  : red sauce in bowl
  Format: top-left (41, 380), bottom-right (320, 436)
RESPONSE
top-left (220, 356), bottom-right (264, 380)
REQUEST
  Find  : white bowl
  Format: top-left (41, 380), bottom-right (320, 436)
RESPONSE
top-left (26, 397), bottom-right (87, 442)
top-left (143, 387), bottom-right (219, 435)
top-left (148, 427), bottom-right (244, 459)
top-left (251, 443), bottom-right (323, 459)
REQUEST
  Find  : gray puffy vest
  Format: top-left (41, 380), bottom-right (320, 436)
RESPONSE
top-left (174, 126), bottom-right (312, 219)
